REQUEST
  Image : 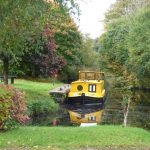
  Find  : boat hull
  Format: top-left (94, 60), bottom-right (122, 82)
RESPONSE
top-left (67, 96), bottom-right (105, 108)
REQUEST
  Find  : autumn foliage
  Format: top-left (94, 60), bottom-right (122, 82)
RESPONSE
top-left (0, 85), bottom-right (29, 130)
top-left (14, 27), bottom-right (67, 77)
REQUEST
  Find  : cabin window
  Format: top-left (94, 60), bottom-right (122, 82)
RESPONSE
top-left (88, 84), bottom-right (96, 92)
top-left (77, 85), bottom-right (83, 91)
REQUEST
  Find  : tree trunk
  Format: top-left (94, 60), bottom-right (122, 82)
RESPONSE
top-left (123, 97), bottom-right (131, 127)
top-left (123, 111), bottom-right (128, 127)
top-left (3, 59), bottom-right (9, 85)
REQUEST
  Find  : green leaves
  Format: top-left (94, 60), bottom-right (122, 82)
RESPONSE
top-left (127, 8), bottom-right (150, 82)
top-left (100, 1), bottom-right (150, 87)
top-left (0, 0), bottom-right (53, 60)
top-left (79, 35), bottom-right (99, 70)
top-left (0, 0), bottom-right (83, 83)
top-left (0, 0), bottom-right (54, 83)
top-left (105, 0), bottom-right (150, 23)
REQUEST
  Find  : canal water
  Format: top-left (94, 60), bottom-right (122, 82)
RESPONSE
top-left (30, 89), bottom-right (150, 129)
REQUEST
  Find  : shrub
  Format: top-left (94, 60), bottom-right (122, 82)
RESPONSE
top-left (0, 85), bottom-right (29, 130)
top-left (27, 99), bottom-right (58, 125)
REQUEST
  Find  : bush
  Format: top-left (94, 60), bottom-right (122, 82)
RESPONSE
top-left (28, 99), bottom-right (58, 116)
top-left (27, 99), bottom-right (58, 125)
top-left (0, 85), bottom-right (29, 130)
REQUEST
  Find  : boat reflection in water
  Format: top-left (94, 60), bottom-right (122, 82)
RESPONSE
top-left (67, 104), bottom-right (103, 124)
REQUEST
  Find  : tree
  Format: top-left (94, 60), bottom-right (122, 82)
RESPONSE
top-left (79, 35), bottom-right (99, 70)
top-left (99, 17), bottom-right (129, 81)
top-left (49, 6), bottom-right (82, 80)
top-left (54, 0), bottom-right (80, 15)
top-left (0, 0), bottom-right (53, 84)
top-left (13, 27), bottom-right (66, 77)
top-left (105, 0), bottom-right (150, 23)
top-left (54, 17), bottom-right (82, 66)
top-left (127, 8), bottom-right (150, 87)
top-left (8, 1), bottom-right (82, 79)
top-left (122, 94), bottom-right (131, 127)
top-left (100, 1), bottom-right (150, 88)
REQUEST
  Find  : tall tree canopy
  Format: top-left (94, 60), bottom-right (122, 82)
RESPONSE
top-left (99, 0), bottom-right (150, 88)
top-left (12, 3), bottom-right (82, 78)
top-left (0, 0), bottom-right (53, 84)
top-left (105, 0), bottom-right (150, 22)
top-left (79, 35), bottom-right (99, 70)
top-left (0, 0), bottom-right (82, 83)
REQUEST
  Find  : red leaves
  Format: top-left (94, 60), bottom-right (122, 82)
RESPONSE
top-left (21, 27), bottom-right (67, 77)
top-left (0, 85), bottom-right (29, 130)
top-left (43, 27), bottom-right (55, 39)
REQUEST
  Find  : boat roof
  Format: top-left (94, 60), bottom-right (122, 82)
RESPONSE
top-left (72, 80), bottom-right (103, 84)
top-left (79, 71), bottom-right (105, 80)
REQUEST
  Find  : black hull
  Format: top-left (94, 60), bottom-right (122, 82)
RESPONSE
top-left (66, 96), bottom-right (105, 108)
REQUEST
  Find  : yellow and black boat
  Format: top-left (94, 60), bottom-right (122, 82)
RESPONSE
top-left (66, 71), bottom-right (106, 124)
top-left (67, 71), bottom-right (105, 106)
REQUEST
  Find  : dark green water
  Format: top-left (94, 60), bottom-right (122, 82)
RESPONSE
top-left (102, 89), bottom-right (150, 129)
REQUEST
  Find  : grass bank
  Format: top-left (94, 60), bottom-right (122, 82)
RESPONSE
top-left (14, 79), bottom-right (62, 103)
top-left (0, 125), bottom-right (150, 150)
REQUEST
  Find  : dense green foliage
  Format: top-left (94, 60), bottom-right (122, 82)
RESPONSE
top-left (0, 0), bottom-right (83, 83)
top-left (0, 84), bottom-right (29, 130)
top-left (0, 0), bottom-right (54, 84)
top-left (80, 35), bottom-right (99, 70)
top-left (0, 126), bottom-right (150, 149)
top-left (0, 0), bottom-right (103, 82)
top-left (17, 4), bottom-right (82, 78)
top-left (12, 1), bottom-right (82, 80)
top-left (99, 0), bottom-right (150, 88)
top-left (105, 0), bottom-right (150, 22)
top-left (99, 0), bottom-right (150, 128)
top-left (52, 7), bottom-right (82, 79)
top-left (12, 27), bottom-right (67, 77)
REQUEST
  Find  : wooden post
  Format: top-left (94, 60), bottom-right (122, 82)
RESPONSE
top-left (11, 77), bottom-right (14, 84)
top-left (3, 59), bottom-right (9, 85)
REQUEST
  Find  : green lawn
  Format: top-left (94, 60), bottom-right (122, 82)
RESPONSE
top-left (13, 79), bottom-right (62, 103)
top-left (0, 125), bottom-right (150, 150)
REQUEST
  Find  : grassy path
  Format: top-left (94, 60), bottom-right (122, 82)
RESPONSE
top-left (0, 126), bottom-right (150, 150)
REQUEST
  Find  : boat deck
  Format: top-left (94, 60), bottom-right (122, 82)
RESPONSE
top-left (49, 84), bottom-right (70, 94)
